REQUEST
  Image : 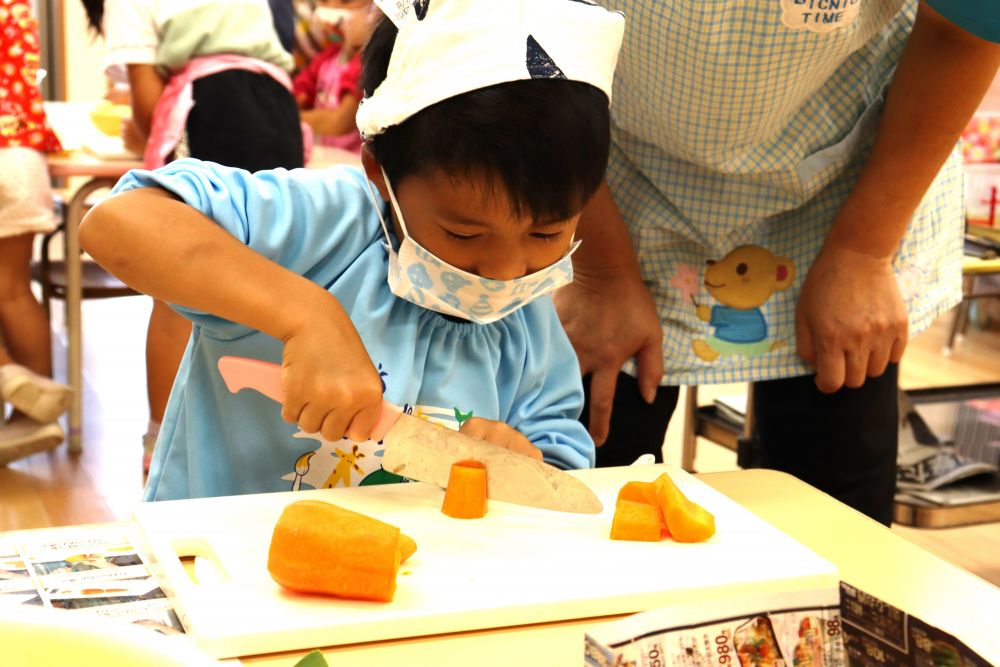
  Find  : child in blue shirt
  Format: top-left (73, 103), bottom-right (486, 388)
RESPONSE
top-left (80, 0), bottom-right (625, 501)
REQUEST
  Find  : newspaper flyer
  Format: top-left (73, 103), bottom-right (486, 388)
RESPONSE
top-left (0, 525), bottom-right (183, 634)
top-left (585, 587), bottom-right (844, 667)
top-left (840, 582), bottom-right (991, 667)
top-left (586, 583), bottom-right (992, 667)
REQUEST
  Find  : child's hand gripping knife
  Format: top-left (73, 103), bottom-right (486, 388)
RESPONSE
top-left (79, 186), bottom-right (385, 443)
top-left (458, 417), bottom-right (543, 460)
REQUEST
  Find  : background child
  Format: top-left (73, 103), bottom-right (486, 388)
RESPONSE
top-left (81, 0), bottom-right (305, 474)
top-left (79, 0), bottom-right (625, 501)
top-left (294, 0), bottom-right (374, 152)
top-left (0, 0), bottom-right (72, 464)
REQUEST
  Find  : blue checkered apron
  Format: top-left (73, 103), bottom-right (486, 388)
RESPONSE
top-left (596, 0), bottom-right (964, 385)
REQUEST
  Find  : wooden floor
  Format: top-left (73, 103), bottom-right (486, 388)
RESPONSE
top-left (1, 294), bottom-right (999, 587)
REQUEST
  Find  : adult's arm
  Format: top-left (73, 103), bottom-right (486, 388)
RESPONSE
top-left (797, 1), bottom-right (1000, 393)
top-left (553, 180), bottom-right (664, 445)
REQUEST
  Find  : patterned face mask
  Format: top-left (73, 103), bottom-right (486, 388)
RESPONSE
top-left (365, 169), bottom-right (579, 325)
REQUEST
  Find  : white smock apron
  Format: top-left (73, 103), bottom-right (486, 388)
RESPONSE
top-left (597, 0), bottom-right (963, 385)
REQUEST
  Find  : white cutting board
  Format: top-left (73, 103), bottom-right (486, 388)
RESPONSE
top-left (133, 465), bottom-right (838, 658)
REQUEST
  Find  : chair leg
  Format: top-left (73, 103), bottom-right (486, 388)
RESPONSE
top-left (681, 386), bottom-right (698, 472)
top-left (945, 299), bottom-right (970, 354)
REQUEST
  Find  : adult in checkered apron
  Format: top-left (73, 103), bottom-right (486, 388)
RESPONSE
top-left (557, 0), bottom-right (1000, 524)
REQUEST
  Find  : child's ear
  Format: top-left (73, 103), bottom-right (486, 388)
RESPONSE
top-left (361, 145), bottom-right (390, 201)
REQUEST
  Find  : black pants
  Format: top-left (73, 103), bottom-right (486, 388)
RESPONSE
top-left (187, 69), bottom-right (304, 171)
top-left (582, 367), bottom-right (899, 526)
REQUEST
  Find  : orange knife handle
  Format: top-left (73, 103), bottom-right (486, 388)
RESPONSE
top-left (216, 356), bottom-right (401, 440)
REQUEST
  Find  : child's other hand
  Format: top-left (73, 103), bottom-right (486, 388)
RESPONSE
top-left (279, 324), bottom-right (384, 443)
top-left (459, 417), bottom-right (543, 461)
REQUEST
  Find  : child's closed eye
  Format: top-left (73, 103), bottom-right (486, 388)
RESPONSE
top-left (530, 231), bottom-right (564, 242)
top-left (444, 230), bottom-right (481, 243)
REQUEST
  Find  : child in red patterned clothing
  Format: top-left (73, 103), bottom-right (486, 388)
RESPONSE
top-left (0, 0), bottom-right (72, 464)
top-left (294, 0), bottom-right (375, 152)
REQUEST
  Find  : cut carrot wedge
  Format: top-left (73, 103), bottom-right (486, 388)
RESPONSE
top-left (610, 499), bottom-right (662, 542)
top-left (653, 473), bottom-right (716, 543)
top-left (267, 500), bottom-right (409, 601)
top-left (616, 480), bottom-right (668, 533)
top-left (441, 460), bottom-right (488, 519)
top-left (399, 533), bottom-right (417, 563)
top-left (616, 480), bottom-right (657, 505)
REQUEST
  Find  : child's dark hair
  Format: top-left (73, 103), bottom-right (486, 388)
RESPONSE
top-left (80, 0), bottom-right (104, 35)
top-left (360, 16), bottom-right (610, 223)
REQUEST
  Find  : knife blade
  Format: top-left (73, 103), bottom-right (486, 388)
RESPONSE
top-left (216, 356), bottom-right (603, 514)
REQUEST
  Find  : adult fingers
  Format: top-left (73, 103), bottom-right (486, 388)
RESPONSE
top-left (796, 317), bottom-right (817, 367)
top-left (635, 334), bottom-right (664, 405)
top-left (866, 342), bottom-right (892, 379)
top-left (889, 331), bottom-right (908, 364)
top-left (813, 344), bottom-right (846, 394)
top-left (843, 348), bottom-right (868, 389)
top-left (586, 368), bottom-right (618, 447)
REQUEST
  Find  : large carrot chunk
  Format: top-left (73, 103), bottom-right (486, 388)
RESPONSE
top-left (268, 500), bottom-right (411, 601)
top-left (653, 473), bottom-right (716, 543)
top-left (610, 499), bottom-right (662, 542)
top-left (441, 460), bottom-right (488, 519)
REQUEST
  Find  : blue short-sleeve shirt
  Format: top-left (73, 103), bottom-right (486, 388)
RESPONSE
top-left (112, 160), bottom-right (594, 501)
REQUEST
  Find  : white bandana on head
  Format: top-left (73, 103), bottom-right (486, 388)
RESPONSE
top-left (356, 0), bottom-right (625, 138)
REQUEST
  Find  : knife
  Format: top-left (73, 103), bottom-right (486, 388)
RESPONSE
top-left (216, 356), bottom-right (603, 514)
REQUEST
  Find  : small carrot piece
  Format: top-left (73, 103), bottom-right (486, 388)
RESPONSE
top-left (441, 460), bottom-right (488, 519)
top-left (610, 499), bottom-right (662, 542)
top-left (267, 500), bottom-right (409, 602)
top-left (652, 473), bottom-right (716, 543)
top-left (616, 480), bottom-right (668, 533)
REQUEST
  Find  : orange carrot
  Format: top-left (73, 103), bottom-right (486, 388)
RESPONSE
top-left (399, 533), bottom-right (417, 563)
top-left (616, 480), bottom-right (668, 534)
top-left (652, 473), bottom-right (716, 543)
top-left (441, 460), bottom-right (488, 519)
top-left (616, 480), bottom-right (657, 505)
top-left (610, 499), bottom-right (662, 542)
top-left (267, 500), bottom-right (411, 601)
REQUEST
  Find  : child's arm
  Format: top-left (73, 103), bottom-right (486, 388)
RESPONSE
top-left (300, 94), bottom-right (361, 137)
top-left (80, 181), bottom-right (384, 443)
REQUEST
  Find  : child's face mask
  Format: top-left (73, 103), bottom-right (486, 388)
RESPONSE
top-left (365, 170), bottom-right (579, 325)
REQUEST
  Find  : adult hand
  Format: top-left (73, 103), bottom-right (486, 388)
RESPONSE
top-left (459, 417), bottom-right (543, 460)
top-left (554, 270), bottom-right (663, 445)
top-left (795, 245), bottom-right (907, 393)
top-left (280, 302), bottom-right (385, 442)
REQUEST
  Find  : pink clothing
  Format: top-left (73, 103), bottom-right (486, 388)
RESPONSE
top-left (144, 54), bottom-right (296, 169)
top-left (293, 43), bottom-right (362, 152)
